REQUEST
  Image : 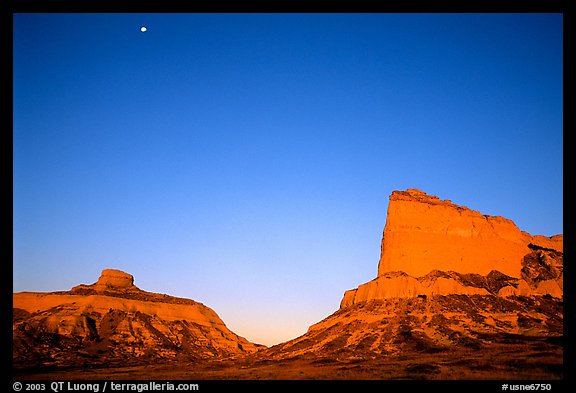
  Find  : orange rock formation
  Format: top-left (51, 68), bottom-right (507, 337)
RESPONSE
top-left (93, 268), bottom-right (135, 290)
top-left (378, 189), bottom-right (562, 278)
top-left (342, 189), bottom-right (563, 306)
top-left (13, 269), bottom-right (262, 366)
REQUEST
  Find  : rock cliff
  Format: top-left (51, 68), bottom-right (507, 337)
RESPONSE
top-left (13, 269), bottom-right (263, 369)
top-left (342, 189), bottom-right (562, 305)
top-left (264, 190), bottom-right (562, 374)
top-left (92, 268), bottom-right (135, 291)
top-left (378, 189), bottom-right (562, 278)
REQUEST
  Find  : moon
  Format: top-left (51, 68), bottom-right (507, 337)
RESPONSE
top-left (140, 26), bottom-right (147, 33)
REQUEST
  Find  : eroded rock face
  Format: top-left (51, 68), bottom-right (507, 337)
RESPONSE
top-left (521, 247), bottom-right (563, 288)
top-left (342, 189), bottom-right (563, 307)
top-left (13, 269), bottom-right (264, 369)
top-left (94, 268), bottom-right (135, 290)
top-left (70, 269), bottom-right (138, 294)
top-left (340, 262), bottom-right (562, 308)
top-left (266, 295), bottom-right (563, 361)
top-left (377, 189), bottom-right (562, 278)
top-left (261, 189), bottom-right (562, 377)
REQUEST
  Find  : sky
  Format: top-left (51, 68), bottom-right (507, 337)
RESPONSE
top-left (13, 13), bottom-right (563, 346)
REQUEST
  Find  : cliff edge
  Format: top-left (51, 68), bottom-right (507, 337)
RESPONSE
top-left (342, 189), bottom-right (562, 306)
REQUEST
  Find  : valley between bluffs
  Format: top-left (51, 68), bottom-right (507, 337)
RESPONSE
top-left (14, 294), bottom-right (563, 380)
top-left (13, 189), bottom-right (564, 380)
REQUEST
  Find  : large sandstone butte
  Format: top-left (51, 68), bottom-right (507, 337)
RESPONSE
top-left (378, 189), bottom-right (562, 277)
top-left (342, 189), bottom-right (563, 306)
top-left (13, 269), bottom-right (263, 369)
top-left (259, 189), bottom-right (563, 379)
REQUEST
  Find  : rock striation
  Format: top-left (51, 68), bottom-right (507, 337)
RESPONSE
top-left (266, 294), bottom-right (563, 364)
top-left (342, 189), bottom-right (563, 305)
top-left (13, 269), bottom-right (264, 369)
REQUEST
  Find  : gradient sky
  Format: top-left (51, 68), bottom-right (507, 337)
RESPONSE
top-left (13, 13), bottom-right (563, 346)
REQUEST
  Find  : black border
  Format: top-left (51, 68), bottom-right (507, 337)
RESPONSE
top-left (5, 0), bottom-right (573, 390)
top-left (3, 0), bottom-right (574, 13)
top-left (562, 0), bottom-right (574, 388)
top-left (6, 380), bottom-right (575, 390)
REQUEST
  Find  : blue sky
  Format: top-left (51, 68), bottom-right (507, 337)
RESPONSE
top-left (13, 13), bottom-right (563, 346)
